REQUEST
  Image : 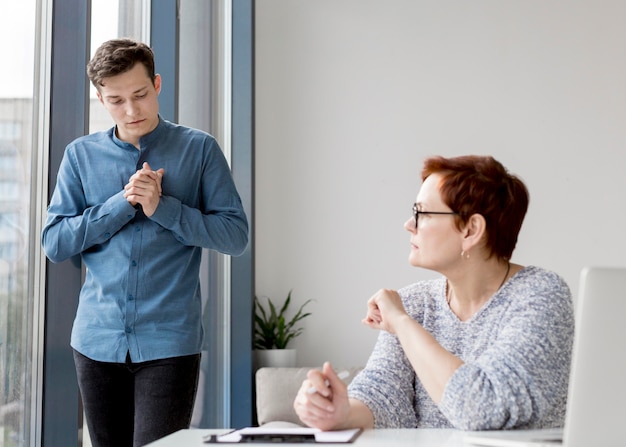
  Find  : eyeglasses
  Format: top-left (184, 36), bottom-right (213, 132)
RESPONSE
top-left (412, 203), bottom-right (458, 229)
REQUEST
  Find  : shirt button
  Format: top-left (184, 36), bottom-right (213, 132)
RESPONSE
top-left (104, 232), bottom-right (111, 238)
top-left (135, 226), bottom-right (141, 232)
top-left (128, 294), bottom-right (134, 301)
top-left (131, 260), bottom-right (137, 267)
top-left (125, 327), bottom-right (132, 334)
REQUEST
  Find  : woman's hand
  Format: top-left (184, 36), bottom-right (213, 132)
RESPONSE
top-left (293, 362), bottom-right (351, 431)
top-left (362, 288), bottom-right (409, 334)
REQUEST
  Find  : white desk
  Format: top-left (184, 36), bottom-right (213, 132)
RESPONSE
top-left (146, 428), bottom-right (467, 446)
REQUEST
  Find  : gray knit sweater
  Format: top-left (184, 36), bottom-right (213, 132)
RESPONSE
top-left (348, 266), bottom-right (574, 430)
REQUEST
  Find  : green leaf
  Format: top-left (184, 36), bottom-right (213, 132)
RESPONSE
top-left (253, 291), bottom-right (314, 350)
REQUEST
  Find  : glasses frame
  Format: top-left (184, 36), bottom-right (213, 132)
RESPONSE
top-left (412, 203), bottom-right (458, 229)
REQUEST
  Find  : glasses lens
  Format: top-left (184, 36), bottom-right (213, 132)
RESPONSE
top-left (412, 204), bottom-right (418, 229)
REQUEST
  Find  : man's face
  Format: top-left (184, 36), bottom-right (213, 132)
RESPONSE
top-left (96, 63), bottom-right (161, 148)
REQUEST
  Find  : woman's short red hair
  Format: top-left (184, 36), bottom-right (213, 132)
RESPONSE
top-left (421, 155), bottom-right (529, 261)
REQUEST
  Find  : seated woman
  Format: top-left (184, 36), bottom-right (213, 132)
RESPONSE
top-left (294, 155), bottom-right (574, 431)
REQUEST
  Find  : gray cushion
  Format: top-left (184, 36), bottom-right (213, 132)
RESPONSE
top-left (255, 366), bottom-right (363, 426)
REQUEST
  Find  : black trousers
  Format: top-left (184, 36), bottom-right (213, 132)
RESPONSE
top-left (73, 349), bottom-right (201, 447)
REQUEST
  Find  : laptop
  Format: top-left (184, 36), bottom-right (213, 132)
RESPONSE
top-left (464, 266), bottom-right (626, 447)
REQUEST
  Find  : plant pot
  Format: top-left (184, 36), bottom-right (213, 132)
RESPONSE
top-left (253, 348), bottom-right (297, 370)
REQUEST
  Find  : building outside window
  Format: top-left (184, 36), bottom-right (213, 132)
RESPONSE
top-left (0, 2), bottom-right (36, 446)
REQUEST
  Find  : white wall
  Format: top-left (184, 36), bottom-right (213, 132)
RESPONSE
top-left (255, 0), bottom-right (626, 368)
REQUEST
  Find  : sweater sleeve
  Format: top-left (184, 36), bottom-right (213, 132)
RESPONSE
top-left (348, 330), bottom-right (418, 428)
top-left (438, 270), bottom-right (574, 430)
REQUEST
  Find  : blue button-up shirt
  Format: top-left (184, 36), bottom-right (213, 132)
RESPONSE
top-left (42, 117), bottom-right (248, 362)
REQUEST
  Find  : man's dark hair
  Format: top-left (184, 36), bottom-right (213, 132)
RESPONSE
top-left (87, 38), bottom-right (156, 89)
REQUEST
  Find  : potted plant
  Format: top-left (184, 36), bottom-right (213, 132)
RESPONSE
top-left (253, 290), bottom-right (313, 369)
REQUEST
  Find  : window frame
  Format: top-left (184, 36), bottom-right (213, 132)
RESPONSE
top-left (36, 0), bottom-right (254, 443)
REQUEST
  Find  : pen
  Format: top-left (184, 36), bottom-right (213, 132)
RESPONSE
top-left (306, 370), bottom-right (350, 394)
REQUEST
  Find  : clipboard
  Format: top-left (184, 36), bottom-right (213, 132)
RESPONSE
top-left (203, 427), bottom-right (363, 443)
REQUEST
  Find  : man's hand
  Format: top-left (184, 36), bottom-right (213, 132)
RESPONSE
top-left (124, 161), bottom-right (165, 217)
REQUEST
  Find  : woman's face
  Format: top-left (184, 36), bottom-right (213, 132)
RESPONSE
top-left (404, 173), bottom-right (462, 270)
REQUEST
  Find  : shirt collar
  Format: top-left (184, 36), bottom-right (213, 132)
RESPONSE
top-left (111, 115), bottom-right (166, 149)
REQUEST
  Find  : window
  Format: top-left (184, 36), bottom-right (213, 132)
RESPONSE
top-left (0, 1), bottom-right (37, 446)
top-left (89, 0), bottom-right (147, 134)
top-left (0, 3), bottom-right (252, 445)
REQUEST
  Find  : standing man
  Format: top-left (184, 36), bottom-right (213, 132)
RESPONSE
top-left (42, 38), bottom-right (248, 447)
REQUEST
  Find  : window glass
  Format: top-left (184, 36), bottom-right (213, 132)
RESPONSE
top-left (89, 0), bottom-right (146, 134)
top-left (0, 1), bottom-right (36, 446)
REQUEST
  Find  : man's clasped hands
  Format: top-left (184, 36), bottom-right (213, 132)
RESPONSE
top-left (123, 161), bottom-right (164, 217)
